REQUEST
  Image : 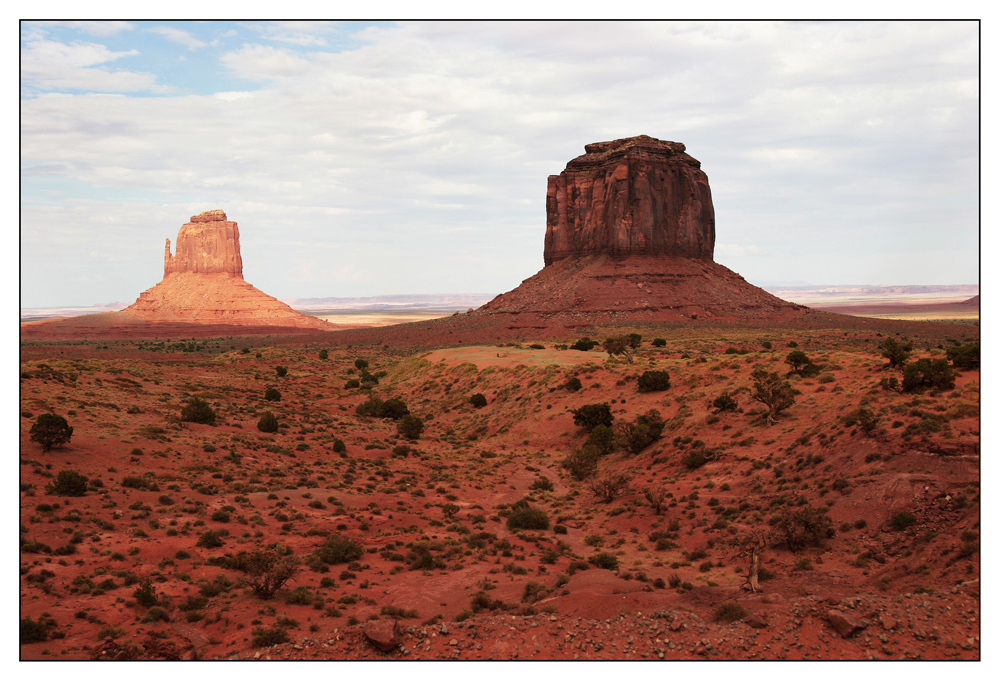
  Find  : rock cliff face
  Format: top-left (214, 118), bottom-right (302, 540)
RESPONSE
top-left (544, 135), bottom-right (715, 265)
top-left (164, 210), bottom-right (243, 277)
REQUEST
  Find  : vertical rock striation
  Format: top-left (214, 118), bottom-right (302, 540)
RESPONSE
top-left (164, 209), bottom-right (244, 277)
top-left (544, 135), bottom-right (715, 266)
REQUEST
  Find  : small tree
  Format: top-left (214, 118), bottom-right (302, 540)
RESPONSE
top-left (749, 368), bottom-right (795, 424)
top-left (275, 365), bottom-right (288, 377)
top-left (947, 342), bottom-right (979, 370)
top-left (264, 388), bottom-right (281, 402)
top-left (257, 411), bottom-right (279, 433)
top-left (785, 350), bottom-right (810, 373)
top-left (651, 338), bottom-right (666, 347)
top-left (242, 550), bottom-right (299, 599)
top-left (602, 336), bottom-right (633, 363)
top-left (637, 370), bottom-right (671, 392)
top-left (880, 337), bottom-right (913, 369)
top-left (571, 403), bottom-right (613, 431)
top-left (570, 337), bottom-right (599, 351)
top-left (562, 448), bottom-right (599, 480)
top-left (771, 506), bottom-right (833, 552)
top-left (133, 579), bottom-right (158, 608)
top-left (616, 410), bottom-right (664, 455)
top-left (180, 397), bottom-right (216, 425)
top-left (354, 359), bottom-right (369, 370)
top-left (29, 413), bottom-right (74, 451)
top-left (584, 424), bottom-right (616, 456)
top-left (644, 488), bottom-right (667, 515)
top-left (397, 415), bottom-right (424, 440)
top-left (902, 358), bottom-right (956, 393)
top-left (626, 333), bottom-right (642, 349)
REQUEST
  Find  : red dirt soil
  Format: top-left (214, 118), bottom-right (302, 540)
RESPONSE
top-left (20, 322), bottom-right (979, 661)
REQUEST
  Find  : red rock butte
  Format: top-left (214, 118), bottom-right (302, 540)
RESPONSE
top-left (121, 210), bottom-right (328, 329)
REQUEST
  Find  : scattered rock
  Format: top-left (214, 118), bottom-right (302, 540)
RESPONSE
top-left (827, 609), bottom-right (865, 638)
top-left (745, 613), bottom-right (768, 629)
top-left (363, 619), bottom-right (403, 652)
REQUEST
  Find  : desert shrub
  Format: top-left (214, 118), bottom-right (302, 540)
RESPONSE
top-left (880, 337), bottom-right (913, 369)
top-left (749, 368), bottom-right (795, 424)
top-left (180, 397), bottom-right (216, 425)
top-left (470, 393), bottom-right (488, 408)
top-left (712, 392), bottom-right (738, 412)
top-left (529, 476), bottom-right (554, 491)
top-left (122, 475), bottom-right (155, 490)
top-left (210, 509), bottom-right (231, 522)
top-left (141, 606), bottom-right (169, 623)
top-left (681, 450), bottom-right (708, 470)
top-left (571, 337), bottom-right (599, 352)
top-left (196, 530), bottom-right (225, 548)
top-left (133, 579), bottom-right (158, 608)
top-left (564, 377), bottom-right (582, 391)
top-left (45, 470), bottom-right (89, 496)
top-left (637, 370), bottom-right (671, 392)
top-left (947, 342), bottom-right (979, 370)
top-left (588, 553), bottom-right (619, 570)
top-left (275, 366), bottom-right (288, 377)
top-left (771, 505), bottom-right (834, 552)
top-left (562, 449), bottom-right (599, 480)
top-left (21, 614), bottom-right (57, 644)
top-left (902, 359), bottom-right (956, 393)
top-left (318, 349), bottom-right (328, 360)
top-left (333, 439), bottom-right (346, 453)
top-left (615, 409), bottom-right (665, 455)
top-left (397, 415), bottom-right (424, 440)
top-left (889, 512), bottom-right (917, 532)
top-left (264, 388), bottom-right (281, 402)
top-left (844, 407), bottom-right (880, 435)
top-left (590, 472), bottom-right (631, 502)
top-left (785, 350), bottom-right (810, 372)
top-left (354, 359), bottom-right (369, 370)
top-left (257, 411), bottom-right (279, 433)
top-left (712, 602), bottom-right (747, 623)
top-left (356, 397), bottom-right (409, 420)
top-left (652, 338), bottom-right (666, 347)
top-left (283, 586), bottom-right (313, 605)
top-left (879, 376), bottom-right (901, 392)
top-left (315, 535), bottom-right (364, 564)
top-left (571, 403), bottom-right (613, 431)
top-left (585, 424), bottom-right (616, 456)
top-left (29, 413), bottom-right (74, 452)
top-left (252, 627), bottom-right (289, 647)
top-left (344, 379), bottom-right (360, 389)
top-left (506, 501), bottom-right (549, 531)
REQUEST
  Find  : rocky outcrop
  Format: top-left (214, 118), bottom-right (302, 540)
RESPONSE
top-left (544, 135), bottom-right (715, 266)
top-left (120, 210), bottom-right (328, 330)
top-left (164, 210), bottom-right (243, 277)
top-left (363, 619), bottom-right (403, 652)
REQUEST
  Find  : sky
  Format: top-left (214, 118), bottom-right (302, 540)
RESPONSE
top-left (20, 20), bottom-right (980, 308)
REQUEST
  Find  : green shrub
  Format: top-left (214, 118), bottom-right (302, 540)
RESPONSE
top-left (880, 337), bottom-right (912, 369)
top-left (133, 580), bottom-right (158, 608)
top-left (947, 342), bottom-right (979, 370)
top-left (712, 392), bottom-right (738, 412)
top-left (889, 511), bottom-right (917, 532)
top-left (571, 403), bottom-right (613, 431)
top-left (20, 615), bottom-right (56, 644)
top-left (571, 337), bottom-right (599, 351)
top-left (506, 501), bottom-right (549, 531)
top-left (252, 627), bottom-right (289, 647)
top-left (354, 359), bottom-right (369, 370)
top-left (316, 535), bottom-right (364, 564)
top-left (564, 377), bottom-right (582, 391)
top-left (275, 366), bottom-right (288, 377)
top-left (333, 439), bottom-right (346, 453)
top-left (356, 397), bottom-right (409, 420)
top-left (470, 393), bottom-right (488, 408)
top-left (585, 424), bottom-right (615, 456)
top-left (318, 349), bottom-right (329, 360)
top-left (562, 449), bottom-right (599, 480)
top-left (344, 379), bottom-right (360, 389)
top-left (902, 359), bottom-right (956, 393)
top-left (196, 530), bottom-right (225, 549)
top-left (141, 606), bottom-right (169, 623)
top-left (397, 415), bottom-right (424, 440)
top-left (29, 413), bottom-right (73, 451)
top-left (180, 397), bottom-right (216, 425)
top-left (284, 586), bottom-right (313, 605)
top-left (45, 470), bottom-right (89, 496)
top-left (771, 505), bottom-right (834, 552)
top-left (588, 553), bottom-right (619, 570)
top-left (712, 601), bottom-right (747, 623)
top-left (785, 350), bottom-right (810, 372)
top-left (652, 338), bottom-right (666, 347)
top-left (637, 370), bottom-right (671, 392)
top-left (749, 368), bottom-right (795, 424)
top-left (257, 411), bottom-right (279, 433)
top-left (242, 550), bottom-right (299, 599)
top-left (264, 388), bottom-right (281, 402)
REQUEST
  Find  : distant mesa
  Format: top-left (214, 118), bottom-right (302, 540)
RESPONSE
top-left (476, 135), bottom-right (805, 327)
top-left (121, 210), bottom-right (328, 329)
top-left (22, 210), bottom-right (329, 338)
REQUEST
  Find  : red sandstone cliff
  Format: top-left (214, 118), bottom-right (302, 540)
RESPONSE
top-left (164, 209), bottom-right (243, 276)
top-left (544, 135), bottom-right (715, 265)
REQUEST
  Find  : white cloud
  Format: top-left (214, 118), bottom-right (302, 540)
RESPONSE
top-left (148, 25), bottom-right (210, 51)
top-left (39, 21), bottom-right (135, 38)
top-left (19, 21), bottom-right (980, 306)
top-left (240, 21), bottom-right (342, 46)
top-left (20, 37), bottom-right (168, 93)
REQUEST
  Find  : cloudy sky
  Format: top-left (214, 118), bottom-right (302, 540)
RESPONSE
top-left (20, 20), bottom-right (979, 308)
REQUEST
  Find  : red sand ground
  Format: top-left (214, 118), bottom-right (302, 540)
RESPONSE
top-left (20, 322), bottom-right (979, 660)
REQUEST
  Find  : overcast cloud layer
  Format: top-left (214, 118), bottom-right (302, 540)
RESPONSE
top-left (20, 20), bottom-right (979, 308)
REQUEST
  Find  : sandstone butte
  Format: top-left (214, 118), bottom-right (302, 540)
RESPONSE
top-left (21, 210), bottom-right (330, 338)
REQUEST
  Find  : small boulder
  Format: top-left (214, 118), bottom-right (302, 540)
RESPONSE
top-left (363, 619), bottom-right (403, 652)
top-left (745, 613), bottom-right (768, 629)
top-left (827, 609), bottom-right (865, 638)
